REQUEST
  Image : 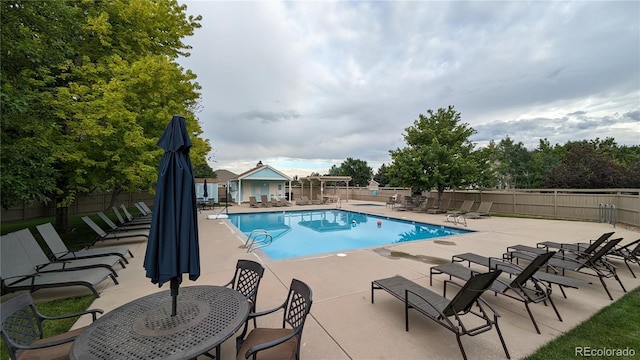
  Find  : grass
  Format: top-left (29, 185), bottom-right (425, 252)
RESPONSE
top-left (525, 287), bottom-right (640, 360)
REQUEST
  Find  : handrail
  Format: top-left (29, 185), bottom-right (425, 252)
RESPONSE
top-left (244, 229), bottom-right (273, 253)
top-left (598, 203), bottom-right (617, 228)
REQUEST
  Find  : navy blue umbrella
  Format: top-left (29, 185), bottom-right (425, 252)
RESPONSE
top-left (144, 115), bottom-right (200, 316)
top-left (203, 178), bottom-right (208, 199)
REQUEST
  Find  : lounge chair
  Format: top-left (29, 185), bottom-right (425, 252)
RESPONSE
top-left (134, 202), bottom-right (153, 217)
top-left (235, 279), bottom-right (313, 360)
top-left (465, 201), bottom-right (492, 219)
top-left (137, 201), bottom-right (153, 214)
top-left (451, 252), bottom-right (586, 298)
top-left (12, 229), bottom-right (123, 277)
top-left (505, 238), bottom-right (626, 300)
top-left (276, 198), bottom-right (291, 207)
top-left (427, 197), bottom-right (451, 214)
top-left (36, 222), bottom-right (133, 264)
top-left (0, 293), bottom-right (103, 360)
top-left (81, 216), bottom-right (149, 245)
top-left (445, 200), bottom-right (475, 225)
top-left (249, 196), bottom-right (260, 208)
top-left (413, 197), bottom-right (435, 213)
top-left (537, 232), bottom-right (614, 253)
top-left (372, 271), bottom-right (510, 360)
top-left (506, 232), bottom-right (610, 263)
top-left (97, 211), bottom-right (150, 231)
top-left (607, 238), bottom-right (640, 278)
top-left (118, 204), bottom-right (152, 223)
top-left (430, 252), bottom-right (562, 334)
top-left (1, 233), bottom-right (117, 298)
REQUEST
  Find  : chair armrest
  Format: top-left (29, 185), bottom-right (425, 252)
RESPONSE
top-left (404, 288), bottom-right (456, 329)
top-left (40, 308), bottom-right (104, 323)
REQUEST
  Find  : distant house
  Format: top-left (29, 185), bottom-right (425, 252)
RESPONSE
top-left (194, 170), bottom-right (238, 203)
top-left (229, 162), bottom-right (292, 205)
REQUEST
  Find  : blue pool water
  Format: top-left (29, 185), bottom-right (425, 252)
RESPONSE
top-left (227, 210), bottom-right (471, 260)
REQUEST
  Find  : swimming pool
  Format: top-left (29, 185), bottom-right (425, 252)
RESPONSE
top-left (227, 210), bottom-right (472, 260)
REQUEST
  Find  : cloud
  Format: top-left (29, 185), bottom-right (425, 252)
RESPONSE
top-left (178, 1), bottom-right (639, 176)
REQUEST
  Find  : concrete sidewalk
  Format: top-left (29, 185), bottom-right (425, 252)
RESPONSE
top-left (37, 201), bottom-right (640, 359)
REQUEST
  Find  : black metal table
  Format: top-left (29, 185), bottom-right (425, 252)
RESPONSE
top-left (70, 285), bottom-right (249, 360)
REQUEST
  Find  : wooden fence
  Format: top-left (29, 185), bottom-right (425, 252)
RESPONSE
top-left (3, 188), bottom-right (639, 228)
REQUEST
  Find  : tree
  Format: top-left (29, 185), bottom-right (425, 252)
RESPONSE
top-left (193, 164), bottom-right (216, 178)
top-left (328, 158), bottom-right (373, 187)
top-left (494, 137), bottom-right (532, 189)
top-left (1, 0), bottom-right (209, 231)
top-left (373, 163), bottom-right (392, 187)
top-left (388, 106), bottom-right (481, 204)
top-left (545, 141), bottom-right (622, 188)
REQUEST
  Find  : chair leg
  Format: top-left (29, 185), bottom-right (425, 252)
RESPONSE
top-left (546, 295), bottom-right (563, 322)
top-left (494, 321), bottom-right (511, 359)
top-left (524, 302), bottom-right (541, 334)
top-left (614, 273), bottom-right (627, 293)
top-left (455, 334), bottom-right (468, 360)
top-left (596, 275), bottom-right (614, 300)
top-left (624, 260), bottom-right (636, 278)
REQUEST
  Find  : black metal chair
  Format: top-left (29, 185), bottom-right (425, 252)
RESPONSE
top-left (372, 271), bottom-right (509, 360)
top-left (0, 293), bottom-right (103, 360)
top-left (235, 278), bottom-right (313, 360)
top-left (224, 260), bottom-right (266, 327)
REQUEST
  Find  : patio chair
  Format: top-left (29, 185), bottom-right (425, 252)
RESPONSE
top-left (118, 204), bottom-right (152, 223)
top-left (81, 216), bottom-right (149, 246)
top-left (36, 222), bottom-right (133, 264)
top-left (413, 197), bottom-right (435, 212)
top-left (1, 292), bottom-right (103, 360)
top-left (1, 233), bottom-right (117, 298)
top-left (204, 260), bottom-right (266, 359)
top-left (427, 197), bottom-right (451, 214)
top-left (260, 195), bottom-right (272, 207)
top-left (451, 252), bottom-right (586, 299)
top-left (445, 200), bottom-right (475, 225)
top-left (537, 232), bottom-right (614, 254)
top-left (96, 211), bottom-right (151, 232)
top-left (134, 202), bottom-right (152, 217)
top-left (137, 201), bottom-right (154, 214)
top-left (505, 238), bottom-right (626, 300)
top-left (607, 238), bottom-right (640, 278)
top-left (430, 252), bottom-right (562, 334)
top-left (235, 278), bottom-right (313, 360)
top-left (372, 271), bottom-right (510, 360)
top-left (249, 196), bottom-right (260, 208)
top-left (506, 232), bottom-right (611, 263)
top-left (465, 201), bottom-right (492, 219)
top-left (12, 229), bottom-right (123, 277)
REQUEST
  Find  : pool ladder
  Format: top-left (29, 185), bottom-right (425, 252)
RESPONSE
top-left (244, 229), bottom-right (273, 253)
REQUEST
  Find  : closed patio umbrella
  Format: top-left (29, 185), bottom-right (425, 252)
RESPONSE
top-left (203, 178), bottom-right (208, 199)
top-left (143, 115), bottom-right (200, 316)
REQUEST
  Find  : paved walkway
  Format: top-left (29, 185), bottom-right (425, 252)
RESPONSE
top-left (33, 201), bottom-right (640, 359)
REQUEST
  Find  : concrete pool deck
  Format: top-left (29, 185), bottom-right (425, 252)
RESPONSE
top-left (27, 200), bottom-right (640, 359)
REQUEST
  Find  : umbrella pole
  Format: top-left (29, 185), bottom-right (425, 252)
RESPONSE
top-left (170, 278), bottom-right (179, 316)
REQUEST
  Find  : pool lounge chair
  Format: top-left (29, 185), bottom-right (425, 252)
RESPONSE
top-left (465, 201), bottom-right (492, 219)
top-left (446, 200), bottom-right (475, 225)
top-left (372, 271), bottom-right (510, 360)
top-left (82, 216), bottom-right (149, 245)
top-left (505, 237), bottom-right (626, 300)
top-left (36, 222), bottom-right (133, 264)
top-left (118, 204), bottom-right (152, 223)
top-left (97, 211), bottom-right (151, 232)
top-left (430, 252), bottom-right (562, 334)
top-left (505, 232), bottom-right (611, 263)
top-left (1, 292), bottom-right (103, 360)
top-left (451, 252), bottom-right (586, 298)
top-left (260, 195), bottom-right (272, 207)
top-left (537, 232), bottom-right (614, 253)
top-left (426, 197), bottom-right (451, 214)
top-left (112, 206), bottom-right (150, 226)
top-left (607, 238), bottom-right (640, 278)
top-left (1, 233), bottom-right (117, 298)
top-left (12, 229), bottom-right (123, 277)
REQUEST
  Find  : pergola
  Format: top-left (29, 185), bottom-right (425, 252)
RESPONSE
top-left (299, 176), bottom-right (352, 202)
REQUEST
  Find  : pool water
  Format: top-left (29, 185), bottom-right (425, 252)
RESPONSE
top-left (227, 210), bottom-right (471, 260)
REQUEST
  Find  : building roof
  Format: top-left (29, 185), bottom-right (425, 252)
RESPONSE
top-left (212, 169), bottom-right (238, 184)
top-left (234, 164), bottom-right (292, 181)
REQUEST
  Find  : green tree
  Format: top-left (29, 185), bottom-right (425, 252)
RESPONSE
top-left (494, 137), bottom-right (532, 188)
top-left (388, 106), bottom-right (482, 205)
top-left (193, 164), bottom-right (216, 178)
top-left (373, 163), bottom-right (392, 187)
top-left (328, 158), bottom-right (373, 187)
top-left (545, 140), bottom-right (622, 188)
top-left (1, 0), bottom-right (209, 231)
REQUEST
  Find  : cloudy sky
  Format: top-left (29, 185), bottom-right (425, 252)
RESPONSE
top-left (177, 1), bottom-right (640, 178)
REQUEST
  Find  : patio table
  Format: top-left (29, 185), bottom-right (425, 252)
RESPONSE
top-left (70, 285), bottom-right (248, 360)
